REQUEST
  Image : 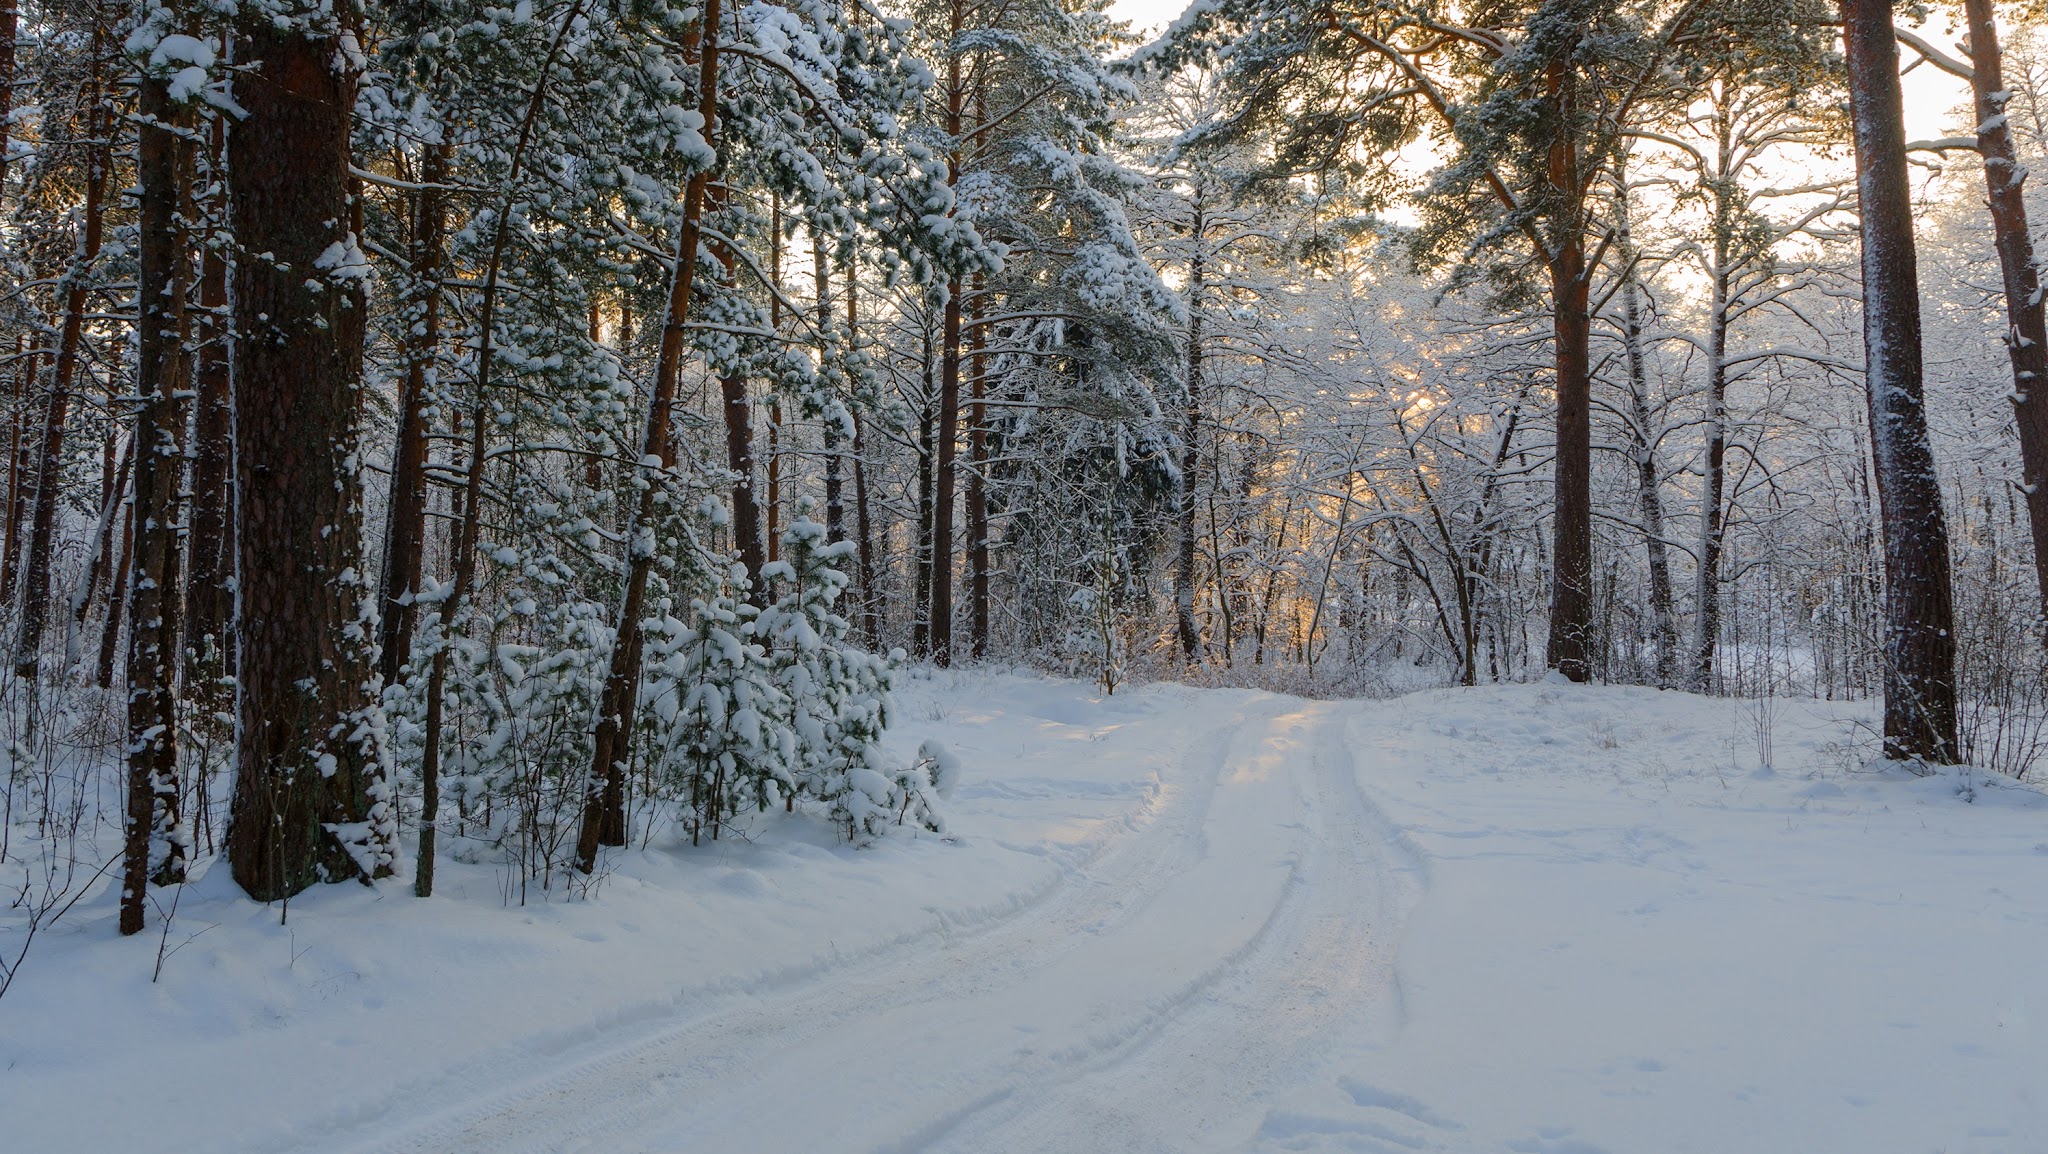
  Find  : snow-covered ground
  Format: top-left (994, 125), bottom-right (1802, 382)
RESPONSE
top-left (3, 670), bottom-right (2043, 1153)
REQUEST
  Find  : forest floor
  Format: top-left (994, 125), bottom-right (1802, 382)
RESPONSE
top-left (3, 669), bottom-right (2044, 1153)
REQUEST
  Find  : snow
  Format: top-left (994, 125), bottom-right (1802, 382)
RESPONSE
top-left (3, 673), bottom-right (2044, 1152)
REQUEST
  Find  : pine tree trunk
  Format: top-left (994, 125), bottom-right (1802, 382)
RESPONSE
top-left (1619, 264), bottom-right (1676, 688)
top-left (766, 199), bottom-right (783, 564)
top-left (1175, 198), bottom-right (1206, 662)
top-left (225, 15), bottom-right (393, 900)
top-left (818, 237), bottom-right (845, 546)
top-left (1545, 239), bottom-right (1595, 681)
top-left (1962, 0), bottom-right (2048, 632)
top-left (184, 115), bottom-right (234, 693)
top-left (714, 192), bottom-right (765, 589)
top-left (913, 328), bottom-right (936, 658)
top-left (93, 478), bottom-right (131, 689)
top-left (0, 1), bottom-right (17, 203)
top-left (4, 344), bottom-right (34, 598)
top-left (1693, 250), bottom-right (1731, 689)
top-left (1839, 0), bottom-right (1960, 762)
top-left (578, 0), bottom-right (726, 872)
top-left (930, 1), bottom-right (966, 667)
top-left (15, 36), bottom-right (107, 676)
top-left (122, 75), bottom-right (193, 934)
top-left (376, 140), bottom-right (448, 690)
top-left (1543, 61), bottom-right (1595, 683)
top-left (966, 272), bottom-right (989, 659)
top-left (418, 6), bottom-right (583, 893)
top-left (0, 0), bottom-right (16, 589)
top-left (848, 267), bottom-right (879, 640)
top-left (933, 279), bottom-right (962, 665)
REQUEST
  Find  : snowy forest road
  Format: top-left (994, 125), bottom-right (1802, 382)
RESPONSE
top-left (323, 697), bottom-right (1422, 1154)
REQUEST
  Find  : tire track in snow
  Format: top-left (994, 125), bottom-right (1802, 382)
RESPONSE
top-left (914, 700), bottom-right (1426, 1153)
top-left (289, 693), bottom-right (1292, 1154)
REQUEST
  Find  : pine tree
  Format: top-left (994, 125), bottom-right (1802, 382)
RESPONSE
top-left (225, 3), bottom-right (395, 899)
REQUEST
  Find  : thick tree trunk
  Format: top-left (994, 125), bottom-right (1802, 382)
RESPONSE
top-left (225, 17), bottom-right (393, 900)
top-left (121, 75), bottom-right (193, 934)
top-left (1962, 0), bottom-right (2048, 631)
top-left (184, 115), bottom-right (234, 691)
top-left (577, 0), bottom-right (725, 872)
top-left (1545, 239), bottom-right (1595, 682)
top-left (1839, 0), bottom-right (1959, 762)
top-left (376, 140), bottom-right (447, 690)
top-left (15, 38), bottom-right (107, 676)
top-left (1543, 61), bottom-right (1595, 683)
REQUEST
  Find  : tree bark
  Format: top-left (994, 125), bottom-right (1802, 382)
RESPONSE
top-left (933, 278), bottom-right (962, 665)
top-left (848, 266), bottom-right (879, 641)
top-left (966, 271), bottom-right (989, 659)
top-left (818, 236), bottom-right (846, 548)
top-left (1962, 0), bottom-right (2048, 632)
top-left (1545, 238), bottom-right (1595, 681)
top-left (912, 323), bottom-right (935, 658)
top-left (184, 115), bottom-right (234, 692)
top-left (1617, 244), bottom-right (1676, 688)
top-left (1175, 195), bottom-right (1206, 663)
top-left (376, 139), bottom-right (447, 690)
top-left (577, 0), bottom-right (726, 872)
top-left (225, 15), bottom-right (393, 900)
top-left (1543, 60), bottom-right (1595, 683)
top-left (766, 198), bottom-right (783, 564)
top-left (0, 3), bottom-right (18, 591)
top-left (121, 72), bottom-right (193, 935)
top-left (15, 34), bottom-right (107, 676)
top-left (930, 0), bottom-right (966, 666)
top-left (4, 343), bottom-right (35, 599)
top-left (1839, 0), bottom-right (1959, 762)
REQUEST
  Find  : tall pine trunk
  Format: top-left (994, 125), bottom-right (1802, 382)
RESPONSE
top-left (184, 115), bottom-right (234, 692)
top-left (1692, 252), bottom-right (1731, 689)
top-left (122, 72), bottom-right (193, 934)
top-left (913, 323), bottom-right (935, 658)
top-left (1175, 197), bottom-right (1206, 662)
top-left (818, 237), bottom-right (845, 547)
top-left (577, 0), bottom-right (726, 872)
top-left (1962, 0), bottom-right (2048, 631)
top-left (1543, 61), bottom-right (1595, 682)
top-left (417, 8), bottom-right (582, 896)
top-left (1617, 244), bottom-right (1676, 687)
top-left (848, 266), bottom-right (879, 641)
top-left (929, 0), bottom-right (966, 666)
top-left (225, 14), bottom-right (393, 900)
top-left (1839, 0), bottom-right (1959, 762)
top-left (376, 140), bottom-right (448, 690)
top-left (15, 35), bottom-right (107, 677)
top-left (4, 344), bottom-right (35, 598)
top-left (966, 272), bottom-right (989, 659)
